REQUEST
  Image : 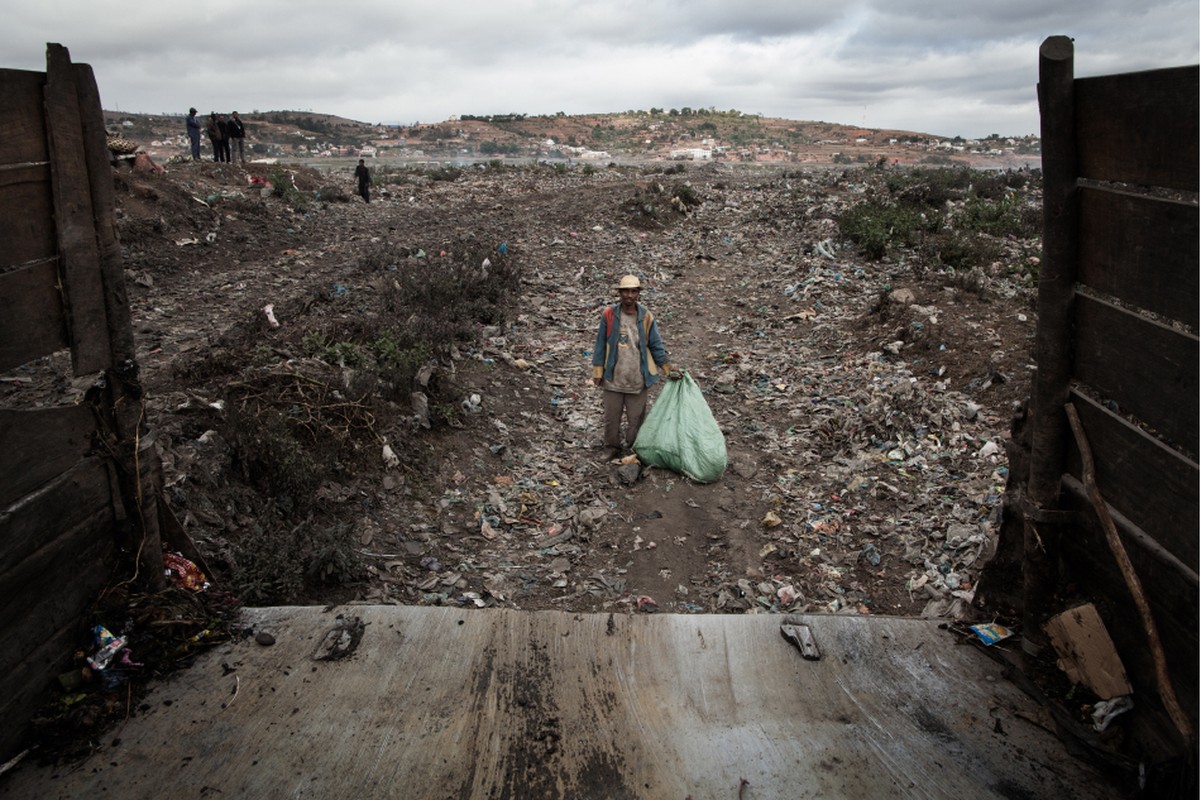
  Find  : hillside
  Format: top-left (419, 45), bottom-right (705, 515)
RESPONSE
top-left (105, 108), bottom-right (1040, 168)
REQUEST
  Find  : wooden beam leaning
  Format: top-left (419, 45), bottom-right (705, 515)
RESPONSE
top-left (1024, 35), bottom-right (1078, 650)
top-left (1065, 391), bottom-right (1199, 569)
top-left (43, 43), bottom-right (111, 374)
top-left (1065, 403), bottom-right (1194, 749)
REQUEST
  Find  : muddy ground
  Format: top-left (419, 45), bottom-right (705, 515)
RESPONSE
top-left (9, 158), bottom-right (1041, 622)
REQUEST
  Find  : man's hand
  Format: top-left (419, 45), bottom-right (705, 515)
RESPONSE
top-left (668, 370), bottom-right (683, 381)
top-left (592, 376), bottom-right (602, 387)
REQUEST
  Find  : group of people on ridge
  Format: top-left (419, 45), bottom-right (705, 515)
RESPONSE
top-left (186, 108), bottom-right (246, 163)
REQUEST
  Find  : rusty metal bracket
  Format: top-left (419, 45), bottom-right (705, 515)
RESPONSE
top-left (780, 616), bottom-right (821, 661)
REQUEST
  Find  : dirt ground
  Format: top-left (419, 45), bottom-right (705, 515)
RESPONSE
top-left (10, 157), bottom-right (1040, 622)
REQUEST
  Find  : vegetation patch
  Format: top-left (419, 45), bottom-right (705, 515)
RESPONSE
top-left (172, 237), bottom-right (522, 603)
top-left (839, 167), bottom-right (1040, 275)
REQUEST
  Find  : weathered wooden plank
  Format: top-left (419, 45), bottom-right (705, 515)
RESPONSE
top-left (0, 163), bottom-right (56, 267)
top-left (0, 162), bottom-right (49, 190)
top-left (1058, 499), bottom-right (1199, 723)
top-left (0, 623), bottom-right (85, 764)
top-left (74, 62), bottom-right (138, 366)
top-left (0, 455), bottom-right (112, 566)
top-left (1078, 186), bottom-right (1199, 327)
top-left (0, 503), bottom-right (115, 658)
top-left (0, 523), bottom-right (113, 764)
top-left (1065, 392), bottom-right (1199, 569)
top-left (1076, 65), bottom-right (1200, 191)
top-left (1073, 293), bottom-right (1199, 453)
top-left (44, 44), bottom-right (111, 374)
top-left (0, 68), bottom-right (49, 163)
top-left (0, 260), bottom-right (69, 371)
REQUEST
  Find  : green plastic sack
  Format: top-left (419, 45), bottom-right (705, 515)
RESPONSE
top-left (633, 372), bottom-right (727, 483)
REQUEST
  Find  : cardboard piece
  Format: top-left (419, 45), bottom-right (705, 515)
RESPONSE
top-left (1043, 603), bottom-right (1132, 700)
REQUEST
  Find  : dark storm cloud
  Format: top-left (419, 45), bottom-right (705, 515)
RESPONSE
top-left (2, 1), bottom-right (1196, 137)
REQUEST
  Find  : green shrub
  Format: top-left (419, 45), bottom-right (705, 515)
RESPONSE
top-left (230, 518), bottom-right (362, 605)
top-left (302, 332), bottom-right (364, 367)
top-left (923, 230), bottom-right (1003, 271)
top-left (958, 193), bottom-right (1039, 238)
top-left (268, 167), bottom-right (308, 211)
top-left (427, 166), bottom-right (462, 182)
top-left (838, 201), bottom-right (929, 259)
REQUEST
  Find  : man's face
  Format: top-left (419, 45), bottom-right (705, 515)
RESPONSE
top-left (619, 287), bottom-right (640, 311)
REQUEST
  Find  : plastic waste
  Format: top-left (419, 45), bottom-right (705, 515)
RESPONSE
top-left (633, 372), bottom-right (727, 483)
top-left (1092, 696), bottom-right (1134, 731)
top-left (87, 625), bottom-right (127, 670)
top-left (967, 622), bottom-right (1012, 645)
top-left (163, 552), bottom-right (208, 591)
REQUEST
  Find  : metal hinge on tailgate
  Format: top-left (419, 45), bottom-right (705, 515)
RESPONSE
top-left (780, 615), bottom-right (821, 660)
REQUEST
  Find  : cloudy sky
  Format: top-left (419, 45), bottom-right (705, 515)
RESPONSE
top-left (4, 1), bottom-right (1197, 139)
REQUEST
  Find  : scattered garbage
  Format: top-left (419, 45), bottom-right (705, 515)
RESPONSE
top-left (310, 615), bottom-right (366, 661)
top-left (86, 626), bottom-right (127, 671)
top-left (1044, 604), bottom-right (1132, 699)
top-left (163, 552), bottom-right (208, 592)
top-left (635, 595), bottom-right (659, 613)
top-left (84, 162), bottom-right (1041, 626)
top-left (382, 443), bottom-right (400, 469)
top-left (1091, 696), bottom-right (1135, 732)
top-left (968, 622), bottom-right (1012, 646)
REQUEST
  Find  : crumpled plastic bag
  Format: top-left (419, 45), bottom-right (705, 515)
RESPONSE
top-left (634, 372), bottom-right (727, 483)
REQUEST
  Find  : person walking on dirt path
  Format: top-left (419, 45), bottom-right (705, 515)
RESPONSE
top-left (591, 274), bottom-right (678, 461)
top-left (186, 108), bottom-right (202, 160)
top-left (206, 112), bottom-right (226, 162)
top-left (226, 111), bottom-right (246, 163)
top-left (354, 158), bottom-right (371, 203)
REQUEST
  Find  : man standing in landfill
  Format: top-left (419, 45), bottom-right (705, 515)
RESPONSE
top-left (186, 108), bottom-right (201, 160)
top-left (354, 158), bottom-right (371, 203)
top-left (216, 113), bottom-right (232, 163)
top-left (226, 111), bottom-right (247, 163)
top-left (592, 274), bottom-right (678, 461)
top-left (205, 112), bottom-right (225, 162)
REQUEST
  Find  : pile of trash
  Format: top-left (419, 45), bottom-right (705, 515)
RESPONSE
top-left (100, 160), bottom-right (1039, 620)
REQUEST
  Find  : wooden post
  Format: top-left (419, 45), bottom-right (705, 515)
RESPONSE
top-left (43, 43), bottom-right (112, 374)
top-left (72, 60), bottom-right (137, 366)
top-left (46, 44), bottom-right (166, 589)
top-left (1023, 36), bottom-right (1078, 651)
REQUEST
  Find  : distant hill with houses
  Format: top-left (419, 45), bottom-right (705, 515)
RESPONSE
top-left (104, 108), bottom-right (1040, 168)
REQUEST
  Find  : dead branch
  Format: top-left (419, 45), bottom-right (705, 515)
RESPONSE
top-left (1064, 402), bottom-right (1195, 749)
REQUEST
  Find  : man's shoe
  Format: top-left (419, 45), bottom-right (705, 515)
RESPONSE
top-left (601, 447), bottom-right (620, 462)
